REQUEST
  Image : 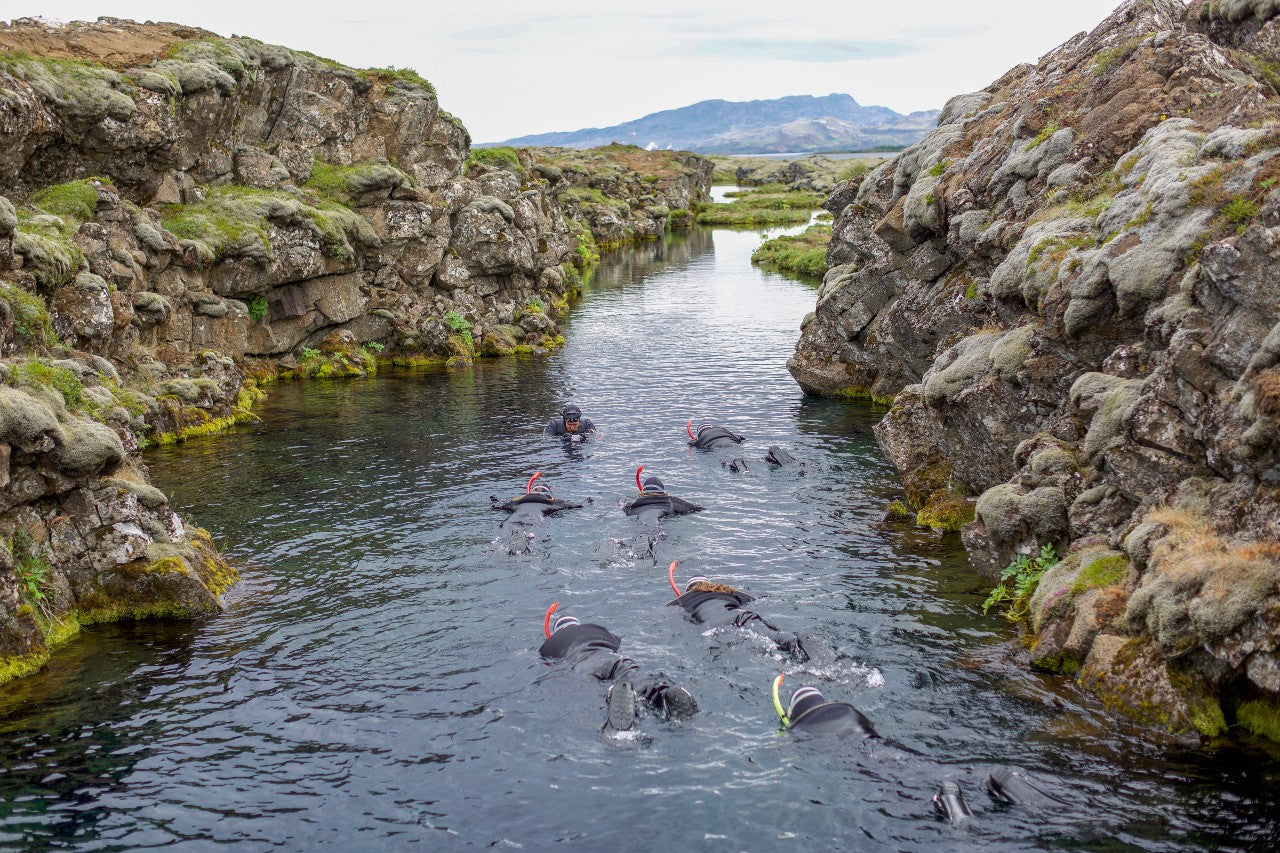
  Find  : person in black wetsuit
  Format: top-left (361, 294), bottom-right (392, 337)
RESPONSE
top-left (686, 420), bottom-right (744, 449)
top-left (539, 606), bottom-right (697, 733)
top-left (491, 473), bottom-right (582, 554)
top-left (666, 566), bottom-right (808, 661)
top-left (770, 678), bottom-right (1061, 826)
top-left (544, 404), bottom-right (595, 439)
top-left (622, 470), bottom-right (702, 522)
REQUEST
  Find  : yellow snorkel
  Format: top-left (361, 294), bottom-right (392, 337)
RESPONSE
top-left (772, 673), bottom-right (790, 727)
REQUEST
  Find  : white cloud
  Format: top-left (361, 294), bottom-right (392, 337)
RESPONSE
top-left (12, 0), bottom-right (1129, 142)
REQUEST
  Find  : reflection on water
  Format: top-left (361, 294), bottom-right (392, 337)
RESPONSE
top-left (0, 226), bottom-right (1277, 850)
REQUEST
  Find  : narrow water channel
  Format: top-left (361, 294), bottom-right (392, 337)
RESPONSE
top-left (1, 221), bottom-right (1277, 850)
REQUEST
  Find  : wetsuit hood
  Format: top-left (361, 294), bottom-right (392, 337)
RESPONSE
top-left (640, 474), bottom-right (665, 495)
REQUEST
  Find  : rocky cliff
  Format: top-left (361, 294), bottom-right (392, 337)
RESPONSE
top-left (792, 0), bottom-right (1280, 743)
top-left (0, 17), bottom-right (709, 686)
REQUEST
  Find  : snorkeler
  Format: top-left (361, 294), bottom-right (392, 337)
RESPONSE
top-left (545, 404), bottom-right (596, 439)
top-left (539, 603), bottom-right (697, 733)
top-left (687, 421), bottom-right (745, 449)
top-left (492, 473), bottom-right (583, 524)
top-left (490, 473), bottom-right (582, 554)
top-left (622, 468), bottom-right (703, 522)
top-left (665, 562), bottom-right (808, 661)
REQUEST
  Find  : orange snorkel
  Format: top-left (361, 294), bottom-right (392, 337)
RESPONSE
top-left (526, 471), bottom-right (543, 493)
top-left (635, 465), bottom-right (644, 492)
top-left (668, 560), bottom-right (680, 596)
top-left (543, 601), bottom-right (559, 639)
top-left (686, 420), bottom-right (696, 440)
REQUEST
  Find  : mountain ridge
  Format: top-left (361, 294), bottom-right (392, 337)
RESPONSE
top-left (485, 93), bottom-right (939, 154)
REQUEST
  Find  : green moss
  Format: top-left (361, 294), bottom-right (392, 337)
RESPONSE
top-left (1221, 195), bottom-right (1260, 228)
top-left (1027, 234), bottom-right (1095, 267)
top-left (885, 499), bottom-right (913, 520)
top-left (0, 52), bottom-right (137, 126)
top-left (751, 225), bottom-right (831, 278)
top-left (0, 651), bottom-right (49, 687)
top-left (1247, 54), bottom-right (1280, 96)
top-left (915, 489), bottom-right (975, 532)
top-left (1070, 554), bottom-right (1130, 595)
top-left (306, 159), bottom-right (411, 205)
top-left (667, 208), bottom-right (693, 228)
top-left (0, 281), bottom-right (58, 349)
top-left (697, 188), bottom-right (825, 227)
top-left (927, 159), bottom-right (950, 177)
top-left (31, 178), bottom-right (108, 222)
top-left (964, 280), bottom-right (979, 300)
top-left (1024, 122), bottom-right (1061, 151)
top-left (1237, 698), bottom-right (1280, 743)
top-left (831, 385), bottom-right (896, 407)
top-left (10, 359), bottom-right (86, 411)
top-left (13, 201), bottom-right (86, 288)
top-left (159, 184), bottom-right (372, 264)
top-left (465, 147), bottom-right (525, 180)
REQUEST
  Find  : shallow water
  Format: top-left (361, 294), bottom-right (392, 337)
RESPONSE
top-left (1, 222), bottom-right (1278, 851)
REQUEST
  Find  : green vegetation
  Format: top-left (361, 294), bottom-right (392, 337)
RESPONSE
top-left (364, 65), bottom-right (436, 96)
top-left (983, 543), bottom-right (1060, 622)
top-left (295, 344), bottom-right (378, 379)
top-left (1027, 234), bottom-right (1095, 268)
top-left (443, 310), bottom-right (474, 349)
top-left (306, 159), bottom-right (410, 205)
top-left (158, 184), bottom-right (374, 264)
top-left (246, 295), bottom-right (269, 322)
top-left (0, 51), bottom-right (137, 126)
top-left (466, 147), bottom-right (525, 180)
top-left (839, 160), bottom-right (879, 184)
top-left (0, 282), bottom-right (58, 349)
top-left (1070, 553), bottom-right (1130, 595)
top-left (1092, 35), bottom-right (1147, 74)
top-left (696, 187), bottom-right (824, 227)
top-left (1247, 55), bottom-right (1280, 96)
top-left (751, 225), bottom-right (831, 278)
top-left (1222, 194), bottom-right (1261, 227)
top-left (31, 179), bottom-right (104, 222)
top-left (1024, 122), bottom-right (1061, 152)
top-left (915, 489), bottom-right (975, 532)
top-left (927, 159), bottom-right (950, 177)
top-left (12, 178), bottom-right (113, 289)
top-left (11, 359), bottom-right (86, 411)
top-left (11, 530), bottom-right (54, 622)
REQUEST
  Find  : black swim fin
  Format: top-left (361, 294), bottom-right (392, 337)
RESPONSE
top-left (987, 767), bottom-right (1062, 806)
top-left (764, 446), bottom-right (802, 467)
top-left (602, 682), bottom-right (637, 733)
top-left (722, 457), bottom-right (749, 473)
top-left (933, 781), bottom-right (972, 826)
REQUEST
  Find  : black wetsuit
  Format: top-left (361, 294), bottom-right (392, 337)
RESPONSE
top-left (538, 623), bottom-right (684, 711)
top-left (544, 417), bottom-right (596, 438)
top-left (670, 588), bottom-right (808, 661)
top-left (786, 693), bottom-right (879, 739)
top-left (622, 492), bottom-right (702, 522)
top-left (689, 425), bottom-right (744, 449)
top-left (494, 493), bottom-right (582, 532)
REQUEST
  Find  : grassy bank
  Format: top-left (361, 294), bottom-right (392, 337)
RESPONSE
top-left (751, 224), bottom-right (831, 278)
top-left (696, 186), bottom-right (825, 227)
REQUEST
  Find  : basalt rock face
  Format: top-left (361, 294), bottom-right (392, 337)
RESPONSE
top-left (0, 16), bottom-right (602, 687)
top-left (792, 0), bottom-right (1280, 742)
top-left (526, 145), bottom-right (713, 248)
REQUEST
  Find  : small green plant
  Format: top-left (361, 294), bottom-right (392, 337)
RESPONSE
top-left (11, 530), bottom-right (54, 621)
top-left (465, 146), bottom-right (525, 179)
top-left (982, 543), bottom-right (1060, 622)
top-left (10, 359), bottom-right (86, 411)
top-left (443, 310), bottom-right (471, 333)
top-left (364, 341), bottom-right (385, 353)
top-left (1260, 177), bottom-right (1278, 191)
top-left (246, 295), bottom-right (268, 322)
top-left (1024, 122), bottom-right (1061, 152)
top-left (1221, 195), bottom-right (1261, 228)
top-left (523, 297), bottom-right (545, 314)
top-left (300, 346), bottom-right (320, 360)
top-left (927, 160), bottom-right (949, 177)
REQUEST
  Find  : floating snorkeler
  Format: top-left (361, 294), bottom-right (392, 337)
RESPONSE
top-left (539, 602), bottom-right (698, 735)
top-left (665, 562), bottom-right (809, 661)
top-left (686, 420), bottom-right (745, 450)
top-left (767, 675), bottom-right (1064, 827)
top-left (622, 467), bottom-right (703, 522)
top-left (490, 472), bottom-right (583, 554)
top-left (544, 403), bottom-right (596, 441)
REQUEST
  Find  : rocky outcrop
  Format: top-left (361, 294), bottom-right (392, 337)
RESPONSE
top-left (0, 17), bottom-right (709, 687)
top-left (523, 145), bottom-right (712, 249)
top-left (793, 0), bottom-right (1280, 742)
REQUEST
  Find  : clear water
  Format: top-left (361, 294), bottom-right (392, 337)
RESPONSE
top-left (1, 222), bottom-right (1277, 851)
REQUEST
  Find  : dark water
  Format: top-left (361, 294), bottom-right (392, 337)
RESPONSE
top-left (2, 224), bottom-right (1278, 851)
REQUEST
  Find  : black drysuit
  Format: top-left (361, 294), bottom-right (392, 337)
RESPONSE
top-left (689, 425), bottom-right (744, 449)
top-left (544, 417), bottom-right (596, 437)
top-left (538, 623), bottom-right (676, 708)
top-left (622, 493), bottom-right (703, 523)
top-left (786, 692), bottom-right (879, 739)
top-left (494, 493), bottom-right (582, 527)
top-left (670, 588), bottom-right (808, 661)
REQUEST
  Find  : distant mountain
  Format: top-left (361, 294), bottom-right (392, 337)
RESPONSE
top-left (484, 94), bottom-right (939, 154)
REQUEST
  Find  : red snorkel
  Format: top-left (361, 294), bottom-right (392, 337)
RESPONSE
top-left (526, 471), bottom-right (543, 493)
top-left (543, 601), bottom-right (559, 638)
top-left (668, 560), bottom-right (680, 596)
top-left (686, 420), bottom-right (696, 440)
top-left (635, 465), bottom-right (644, 492)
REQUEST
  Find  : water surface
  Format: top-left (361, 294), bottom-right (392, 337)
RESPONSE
top-left (1, 224), bottom-right (1277, 850)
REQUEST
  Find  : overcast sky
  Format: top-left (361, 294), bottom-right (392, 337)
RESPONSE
top-left (12, 1), bottom-right (1131, 142)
